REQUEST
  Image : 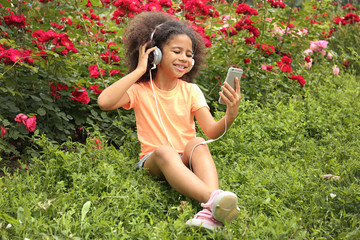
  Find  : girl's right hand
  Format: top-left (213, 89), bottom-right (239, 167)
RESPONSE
top-left (137, 43), bottom-right (157, 73)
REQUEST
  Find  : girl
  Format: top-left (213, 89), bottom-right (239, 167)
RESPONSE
top-left (97, 11), bottom-right (242, 230)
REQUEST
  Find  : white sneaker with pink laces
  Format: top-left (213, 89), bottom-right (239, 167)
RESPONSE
top-left (202, 189), bottom-right (240, 223)
top-left (186, 190), bottom-right (240, 230)
top-left (185, 208), bottom-right (222, 230)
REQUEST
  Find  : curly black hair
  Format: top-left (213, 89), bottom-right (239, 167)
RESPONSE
top-left (123, 11), bottom-right (205, 83)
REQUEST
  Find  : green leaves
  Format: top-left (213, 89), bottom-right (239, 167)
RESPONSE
top-left (0, 0), bottom-right (11, 8)
top-left (81, 201), bottom-right (91, 227)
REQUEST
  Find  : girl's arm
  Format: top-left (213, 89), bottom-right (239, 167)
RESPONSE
top-left (97, 44), bottom-right (156, 111)
top-left (195, 77), bottom-right (241, 139)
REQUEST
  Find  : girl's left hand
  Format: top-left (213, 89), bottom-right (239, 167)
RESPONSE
top-left (219, 77), bottom-right (242, 120)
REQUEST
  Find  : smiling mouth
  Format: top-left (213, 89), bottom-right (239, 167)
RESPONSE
top-left (174, 64), bottom-right (187, 70)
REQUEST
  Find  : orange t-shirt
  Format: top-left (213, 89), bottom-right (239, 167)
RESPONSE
top-left (123, 79), bottom-right (209, 159)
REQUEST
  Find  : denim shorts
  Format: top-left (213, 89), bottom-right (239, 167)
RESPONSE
top-left (136, 152), bottom-right (153, 171)
top-left (136, 152), bottom-right (183, 171)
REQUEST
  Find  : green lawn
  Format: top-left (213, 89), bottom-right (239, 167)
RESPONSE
top-left (1, 72), bottom-right (359, 239)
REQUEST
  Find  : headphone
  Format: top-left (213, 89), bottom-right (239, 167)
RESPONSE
top-left (150, 24), bottom-right (195, 70)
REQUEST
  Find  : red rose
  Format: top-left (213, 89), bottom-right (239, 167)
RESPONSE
top-left (110, 52), bottom-right (120, 62)
top-left (93, 138), bottom-right (103, 149)
top-left (109, 69), bottom-right (123, 76)
top-left (255, 43), bottom-right (275, 56)
top-left (71, 86), bottom-right (90, 104)
top-left (1, 126), bottom-right (7, 139)
top-left (15, 113), bottom-right (28, 125)
top-left (89, 85), bottom-right (103, 95)
top-left (3, 14), bottom-right (27, 28)
top-left (89, 64), bottom-right (105, 78)
top-left (25, 115), bottom-right (37, 132)
top-left (236, 4), bottom-right (258, 15)
top-left (281, 56), bottom-right (291, 64)
top-left (245, 36), bottom-right (256, 45)
top-left (277, 61), bottom-right (293, 73)
top-left (267, 0), bottom-right (285, 8)
top-left (32, 30), bottom-right (52, 43)
top-left (100, 51), bottom-right (110, 63)
top-left (343, 13), bottom-right (360, 24)
top-left (51, 83), bottom-right (69, 99)
top-left (289, 74), bottom-right (306, 87)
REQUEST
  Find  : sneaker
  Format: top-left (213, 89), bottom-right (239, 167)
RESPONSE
top-left (201, 189), bottom-right (240, 223)
top-left (186, 208), bottom-right (222, 231)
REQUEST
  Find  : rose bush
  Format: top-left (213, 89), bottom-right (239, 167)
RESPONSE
top-left (0, 0), bottom-right (359, 159)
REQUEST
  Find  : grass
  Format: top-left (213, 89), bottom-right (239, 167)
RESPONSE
top-left (0, 71), bottom-right (359, 239)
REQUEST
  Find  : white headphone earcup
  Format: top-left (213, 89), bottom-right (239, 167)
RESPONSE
top-left (189, 59), bottom-right (195, 71)
top-left (152, 47), bottom-right (162, 65)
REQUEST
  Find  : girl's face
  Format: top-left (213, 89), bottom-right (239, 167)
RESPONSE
top-left (158, 34), bottom-right (193, 80)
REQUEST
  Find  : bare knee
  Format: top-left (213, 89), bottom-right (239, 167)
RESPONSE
top-left (143, 146), bottom-right (181, 178)
top-left (184, 137), bottom-right (209, 154)
top-left (192, 137), bottom-right (206, 145)
top-left (182, 137), bottom-right (211, 163)
top-left (153, 145), bottom-right (179, 166)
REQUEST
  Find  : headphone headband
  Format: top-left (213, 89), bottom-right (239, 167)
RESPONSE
top-left (150, 23), bottom-right (165, 41)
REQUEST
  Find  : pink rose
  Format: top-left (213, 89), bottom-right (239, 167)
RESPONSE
top-left (320, 49), bottom-right (326, 56)
top-left (297, 28), bottom-right (308, 36)
top-left (1, 126), bottom-right (7, 139)
top-left (304, 62), bottom-right (312, 69)
top-left (304, 49), bottom-right (313, 56)
top-left (14, 113), bottom-right (28, 125)
top-left (222, 15), bottom-right (231, 21)
top-left (271, 25), bottom-right (285, 36)
top-left (309, 40), bottom-right (328, 52)
top-left (327, 52), bottom-right (333, 59)
top-left (261, 65), bottom-right (274, 71)
top-left (332, 65), bottom-right (340, 75)
top-left (25, 115), bottom-right (37, 132)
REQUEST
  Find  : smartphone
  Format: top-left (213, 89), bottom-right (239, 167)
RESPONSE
top-left (218, 67), bottom-right (243, 105)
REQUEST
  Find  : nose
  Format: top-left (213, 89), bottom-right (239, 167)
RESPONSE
top-left (179, 53), bottom-right (192, 65)
top-left (179, 52), bottom-right (187, 61)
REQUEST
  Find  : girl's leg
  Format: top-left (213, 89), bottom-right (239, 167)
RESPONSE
top-left (143, 138), bottom-right (218, 203)
top-left (181, 137), bottom-right (219, 191)
top-left (143, 139), bottom-right (240, 229)
top-left (183, 139), bottom-right (240, 227)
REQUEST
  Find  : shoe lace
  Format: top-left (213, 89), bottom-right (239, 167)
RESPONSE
top-left (194, 208), bottom-right (216, 221)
